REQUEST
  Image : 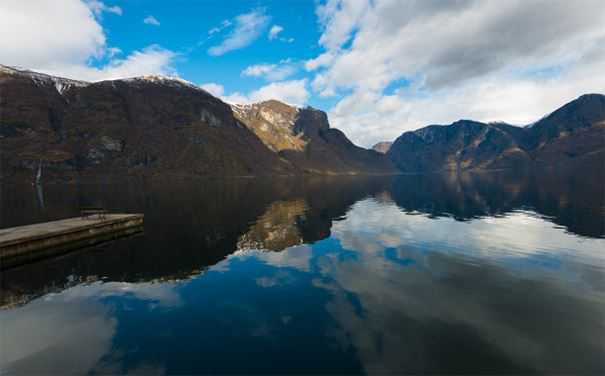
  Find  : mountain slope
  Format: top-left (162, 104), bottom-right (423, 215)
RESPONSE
top-left (231, 100), bottom-right (396, 174)
top-left (0, 66), bottom-right (392, 180)
top-left (387, 94), bottom-right (605, 172)
top-left (526, 94), bottom-right (605, 164)
top-left (0, 65), bottom-right (295, 179)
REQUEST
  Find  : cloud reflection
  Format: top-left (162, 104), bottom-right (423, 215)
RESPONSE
top-left (0, 280), bottom-right (182, 373)
top-left (309, 198), bottom-right (605, 374)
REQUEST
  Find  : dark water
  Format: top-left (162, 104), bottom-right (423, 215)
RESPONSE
top-left (1, 171), bottom-right (604, 374)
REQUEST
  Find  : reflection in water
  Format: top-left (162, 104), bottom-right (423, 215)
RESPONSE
top-left (390, 169), bottom-right (605, 238)
top-left (1, 171), bottom-right (604, 374)
top-left (34, 183), bottom-right (45, 211)
top-left (324, 200), bottom-right (604, 373)
top-left (237, 199), bottom-right (308, 251)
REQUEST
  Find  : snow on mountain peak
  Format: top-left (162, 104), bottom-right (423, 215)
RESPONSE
top-left (0, 64), bottom-right (89, 95)
top-left (0, 65), bottom-right (209, 95)
top-left (122, 74), bottom-right (205, 92)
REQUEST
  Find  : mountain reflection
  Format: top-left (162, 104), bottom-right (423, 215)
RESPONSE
top-left (390, 168), bottom-right (604, 238)
top-left (237, 199), bottom-right (308, 251)
top-left (2, 170), bottom-right (604, 308)
top-left (0, 176), bottom-right (389, 307)
top-left (1, 170), bottom-right (604, 374)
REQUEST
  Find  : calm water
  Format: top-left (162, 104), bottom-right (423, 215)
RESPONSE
top-left (1, 171), bottom-right (604, 374)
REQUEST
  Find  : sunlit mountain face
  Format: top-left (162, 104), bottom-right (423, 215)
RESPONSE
top-left (1, 169), bottom-right (604, 374)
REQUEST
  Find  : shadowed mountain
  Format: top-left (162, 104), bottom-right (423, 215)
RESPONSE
top-left (0, 66), bottom-right (393, 180)
top-left (0, 66), bottom-right (293, 180)
top-left (387, 94), bottom-right (605, 172)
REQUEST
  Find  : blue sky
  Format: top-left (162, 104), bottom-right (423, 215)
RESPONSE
top-left (98, 1), bottom-right (323, 102)
top-left (1, 0), bottom-right (604, 147)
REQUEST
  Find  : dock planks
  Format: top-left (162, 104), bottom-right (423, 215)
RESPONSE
top-left (0, 214), bottom-right (143, 268)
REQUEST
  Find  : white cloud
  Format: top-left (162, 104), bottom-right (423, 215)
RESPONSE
top-left (241, 60), bottom-right (296, 81)
top-left (329, 55), bottom-right (605, 147)
top-left (315, 0), bottom-right (369, 50)
top-left (0, 1), bottom-right (177, 82)
top-left (268, 25), bottom-right (294, 43)
top-left (308, 0), bottom-right (605, 146)
top-left (208, 9), bottom-right (270, 56)
top-left (223, 79), bottom-right (310, 106)
top-left (208, 19), bottom-right (232, 35)
top-left (0, 0), bottom-right (106, 69)
top-left (55, 45), bottom-right (177, 81)
top-left (106, 47), bottom-right (122, 58)
top-left (86, 0), bottom-right (122, 17)
top-left (242, 64), bottom-right (275, 77)
top-left (305, 52), bottom-right (335, 71)
top-left (246, 79), bottom-right (309, 105)
top-left (143, 15), bottom-right (160, 26)
top-left (200, 82), bottom-right (225, 97)
top-left (313, 0), bottom-right (605, 93)
top-left (221, 92), bottom-right (251, 105)
top-left (268, 25), bottom-right (283, 40)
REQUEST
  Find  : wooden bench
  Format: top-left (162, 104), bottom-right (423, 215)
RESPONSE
top-left (80, 207), bottom-right (108, 220)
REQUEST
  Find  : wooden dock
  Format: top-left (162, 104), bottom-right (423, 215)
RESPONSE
top-left (0, 214), bottom-right (143, 269)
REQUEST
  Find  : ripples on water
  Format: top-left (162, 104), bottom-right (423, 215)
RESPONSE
top-left (1, 170), bottom-right (604, 374)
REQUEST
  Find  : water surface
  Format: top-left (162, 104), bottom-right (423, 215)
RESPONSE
top-left (1, 171), bottom-right (604, 374)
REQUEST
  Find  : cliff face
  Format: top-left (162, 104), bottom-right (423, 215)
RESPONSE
top-left (231, 100), bottom-right (397, 175)
top-left (0, 66), bottom-right (394, 180)
top-left (387, 94), bottom-right (605, 172)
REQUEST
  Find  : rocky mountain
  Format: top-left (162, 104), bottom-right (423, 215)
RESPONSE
top-left (0, 66), bottom-right (394, 180)
top-left (231, 100), bottom-right (396, 174)
top-left (387, 94), bottom-right (605, 172)
top-left (371, 141), bottom-right (392, 154)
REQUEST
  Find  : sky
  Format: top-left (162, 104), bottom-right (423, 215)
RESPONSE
top-left (1, 0), bottom-right (604, 147)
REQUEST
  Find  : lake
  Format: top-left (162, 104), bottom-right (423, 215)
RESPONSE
top-left (1, 170), bottom-right (604, 374)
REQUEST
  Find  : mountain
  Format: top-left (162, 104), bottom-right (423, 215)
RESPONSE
top-left (0, 66), bottom-right (394, 180)
top-left (4, 65), bottom-right (598, 178)
top-left (0, 65), bottom-right (292, 179)
top-left (524, 93), bottom-right (605, 164)
top-left (387, 94), bottom-right (605, 172)
top-left (371, 141), bottom-right (393, 154)
top-left (231, 100), bottom-right (396, 174)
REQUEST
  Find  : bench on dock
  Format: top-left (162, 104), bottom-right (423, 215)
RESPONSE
top-left (80, 207), bottom-right (108, 220)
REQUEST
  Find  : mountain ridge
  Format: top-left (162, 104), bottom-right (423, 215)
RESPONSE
top-left (2, 65), bottom-right (602, 178)
top-left (0, 65), bottom-right (395, 180)
top-left (387, 94), bottom-right (605, 172)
